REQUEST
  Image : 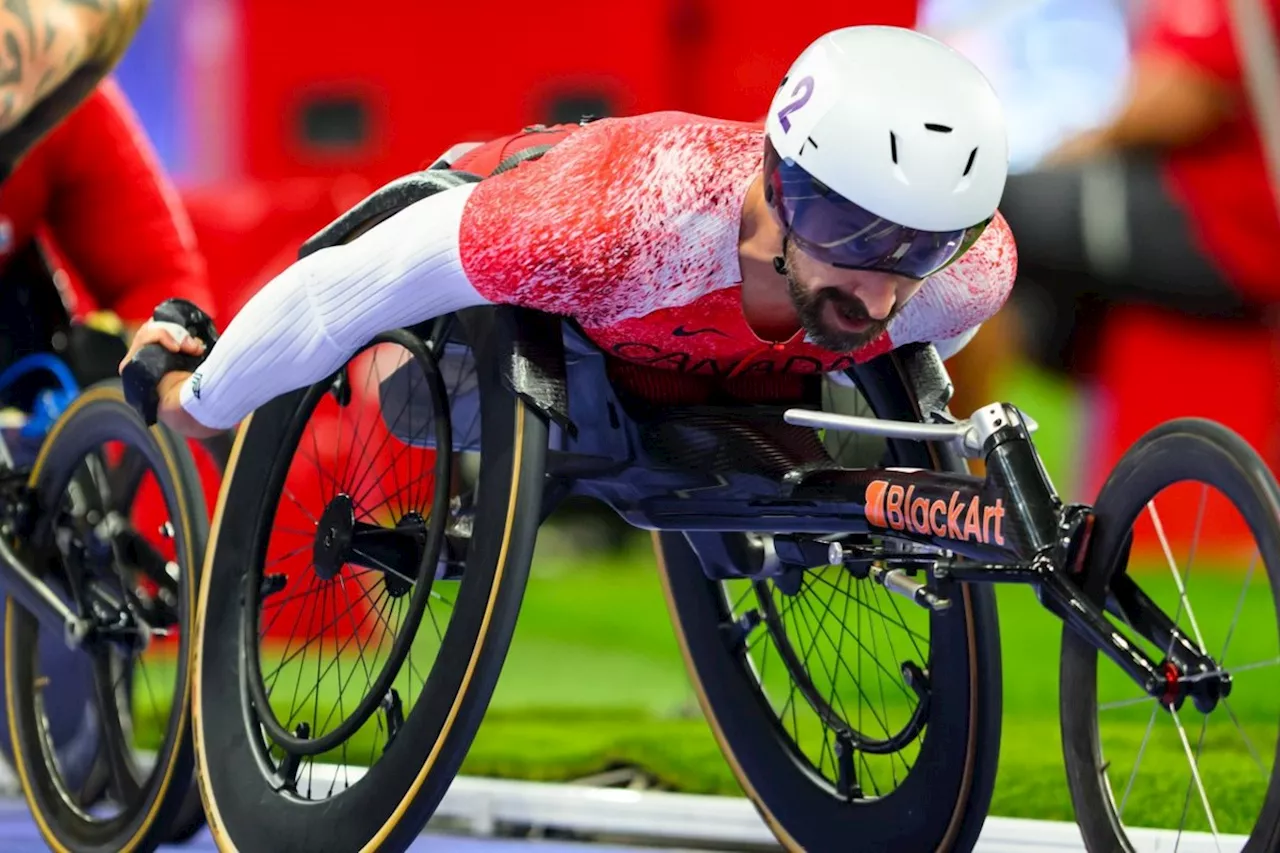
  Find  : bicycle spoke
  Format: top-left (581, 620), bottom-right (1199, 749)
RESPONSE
top-left (347, 547), bottom-right (416, 586)
top-left (1179, 657), bottom-right (1280, 683)
top-left (1099, 694), bottom-right (1160, 712)
top-left (795, 589), bottom-right (895, 740)
top-left (729, 582), bottom-right (755, 618)
top-left (1221, 699), bottom-right (1270, 780)
top-left (347, 351), bottom-right (402, 506)
top-left (1169, 706), bottom-right (1222, 849)
top-left (1117, 700), bottom-right (1161, 820)
top-left (135, 656), bottom-right (161, 743)
top-left (263, 541), bottom-right (316, 574)
top-left (264, 571), bottom-right (324, 690)
top-left (1218, 551), bottom-right (1259, 666)
top-left (1147, 500), bottom-right (1209, 655)
top-left (425, 596), bottom-right (446, 643)
top-left (801, 576), bottom-right (915, 705)
top-left (1173, 712), bottom-right (1213, 851)
top-left (791, 594), bottom-right (844, 773)
top-left (747, 592), bottom-right (803, 653)
top-left (807, 570), bottom-right (928, 647)
top-left (871, 582), bottom-right (915, 706)
top-left (265, 581), bottom-right (383, 685)
top-left (855, 571), bottom-right (866, 787)
top-left (90, 650), bottom-right (140, 805)
top-left (282, 486), bottom-right (321, 526)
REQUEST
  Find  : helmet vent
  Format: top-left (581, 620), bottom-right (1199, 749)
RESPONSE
top-left (962, 147), bottom-right (978, 177)
top-left (924, 123), bottom-right (953, 133)
top-left (889, 131), bottom-right (899, 164)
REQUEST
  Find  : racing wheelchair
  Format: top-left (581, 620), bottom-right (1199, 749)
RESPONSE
top-left (126, 167), bottom-right (1280, 853)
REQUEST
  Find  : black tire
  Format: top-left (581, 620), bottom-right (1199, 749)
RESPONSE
top-left (63, 433), bottom-right (222, 846)
top-left (4, 383), bottom-right (205, 853)
top-left (1061, 418), bottom-right (1280, 852)
top-left (656, 350), bottom-right (1002, 853)
top-left (0, 600), bottom-right (103, 805)
top-left (163, 433), bottom-right (232, 846)
top-left (193, 310), bottom-right (547, 851)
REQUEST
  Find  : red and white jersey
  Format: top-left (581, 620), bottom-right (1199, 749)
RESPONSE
top-left (179, 112), bottom-right (1016, 429)
top-left (458, 111), bottom-right (1017, 377)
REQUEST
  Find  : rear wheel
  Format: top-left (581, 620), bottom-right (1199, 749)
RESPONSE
top-left (5, 383), bottom-right (204, 853)
top-left (656, 352), bottom-right (1002, 853)
top-left (106, 433), bottom-right (228, 844)
top-left (193, 310), bottom-right (548, 851)
top-left (0, 427), bottom-right (225, 840)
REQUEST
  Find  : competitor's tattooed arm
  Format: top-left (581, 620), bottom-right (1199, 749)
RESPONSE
top-left (0, 0), bottom-right (148, 131)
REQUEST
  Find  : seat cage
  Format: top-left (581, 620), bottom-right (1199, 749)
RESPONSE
top-left (297, 169), bottom-right (481, 260)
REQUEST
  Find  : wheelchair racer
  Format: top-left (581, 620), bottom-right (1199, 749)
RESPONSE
top-left (0, 0), bottom-right (150, 178)
top-left (122, 25), bottom-right (1018, 440)
top-left (0, 78), bottom-right (211, 322)
top-left (0, 78), bottom-right (211, 401)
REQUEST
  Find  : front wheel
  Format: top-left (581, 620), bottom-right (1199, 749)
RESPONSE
top-left (1061, 417), bottom-right (1280, 852)
top-left (657, 354), bottom-right (1003, 853)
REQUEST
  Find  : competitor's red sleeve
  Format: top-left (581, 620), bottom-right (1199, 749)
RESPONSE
top-left (41, 80), bottom-right (213, 324)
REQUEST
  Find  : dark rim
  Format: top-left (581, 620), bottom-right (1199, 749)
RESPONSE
top-left (231, 322), bottom-right (486, 802)
top-left (8, 387), bottom-right (197, 848)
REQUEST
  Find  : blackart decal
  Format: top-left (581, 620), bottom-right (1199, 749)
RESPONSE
top-left (865, 479), bottom-right (1006, 547)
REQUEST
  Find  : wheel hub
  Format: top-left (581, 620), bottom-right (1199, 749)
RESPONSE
top-left (384, 513), bottom-right (426, 598)
top-left (1160, 658), bottom-right (1232, 713)
top-left (313, 494), bottom-right (355, 581)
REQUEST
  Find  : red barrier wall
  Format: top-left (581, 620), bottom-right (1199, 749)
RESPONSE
top-left (1091, 307), bottom-right (1280, 563)
top-left (186, 0), bottom-right (918, 185)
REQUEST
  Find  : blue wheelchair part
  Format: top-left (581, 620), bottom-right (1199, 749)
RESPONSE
top-left (0, 352), bottom-right (80, 441)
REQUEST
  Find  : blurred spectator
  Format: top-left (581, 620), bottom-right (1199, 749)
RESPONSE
top-left (921, 0), bottom-right (1132, 171)
top-left (0, 78), bottom-right (211, 400)
top-left (947, 0), bottom-right (1280, 417)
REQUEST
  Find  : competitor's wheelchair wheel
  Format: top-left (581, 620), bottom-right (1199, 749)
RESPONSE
top-left (656, 350), bottom-right (1002, 853)
top-left (102, 433), bottom-right (230, 844)
top-left (4, 382), bottom-right (205, 853)
top-left (1061, 418), bottom-right (1280, 851)
top-left (193, 310), bottom-right (547, 851)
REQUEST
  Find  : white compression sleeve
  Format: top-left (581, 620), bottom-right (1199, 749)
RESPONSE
top-left (179, 182), bottom-right (489, 430)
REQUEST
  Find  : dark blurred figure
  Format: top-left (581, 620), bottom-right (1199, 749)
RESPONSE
top-left (949, 0), bottom-right (1280, 417)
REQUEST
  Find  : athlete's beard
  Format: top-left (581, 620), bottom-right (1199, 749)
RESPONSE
top-left (783, 244), bottom-right (893, 352)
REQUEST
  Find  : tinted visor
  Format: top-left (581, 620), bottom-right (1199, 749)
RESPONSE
top-left (766, 145), bottom-right (990, 279)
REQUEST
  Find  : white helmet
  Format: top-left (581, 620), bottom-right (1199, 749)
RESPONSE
top-left (763, 26), bottom-right (1008, 278)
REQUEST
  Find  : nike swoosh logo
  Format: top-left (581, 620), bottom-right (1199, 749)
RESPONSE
top-left (671, 325), bottom-right (728, 338)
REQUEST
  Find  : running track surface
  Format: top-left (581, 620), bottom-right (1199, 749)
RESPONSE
top-left (0, 799), bottom-right (688, 853)
top-left (0, 798), bottom-right (1245, 852)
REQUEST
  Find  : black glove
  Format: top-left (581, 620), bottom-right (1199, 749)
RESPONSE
top-left (120, 299), bottom-right (219, 426)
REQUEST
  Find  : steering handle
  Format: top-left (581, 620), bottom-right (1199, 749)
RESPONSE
top-left (121, 299), bottom-right (219, 426)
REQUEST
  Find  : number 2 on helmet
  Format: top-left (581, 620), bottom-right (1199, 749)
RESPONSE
top-left (776, 76), bottom-right (815, 133)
